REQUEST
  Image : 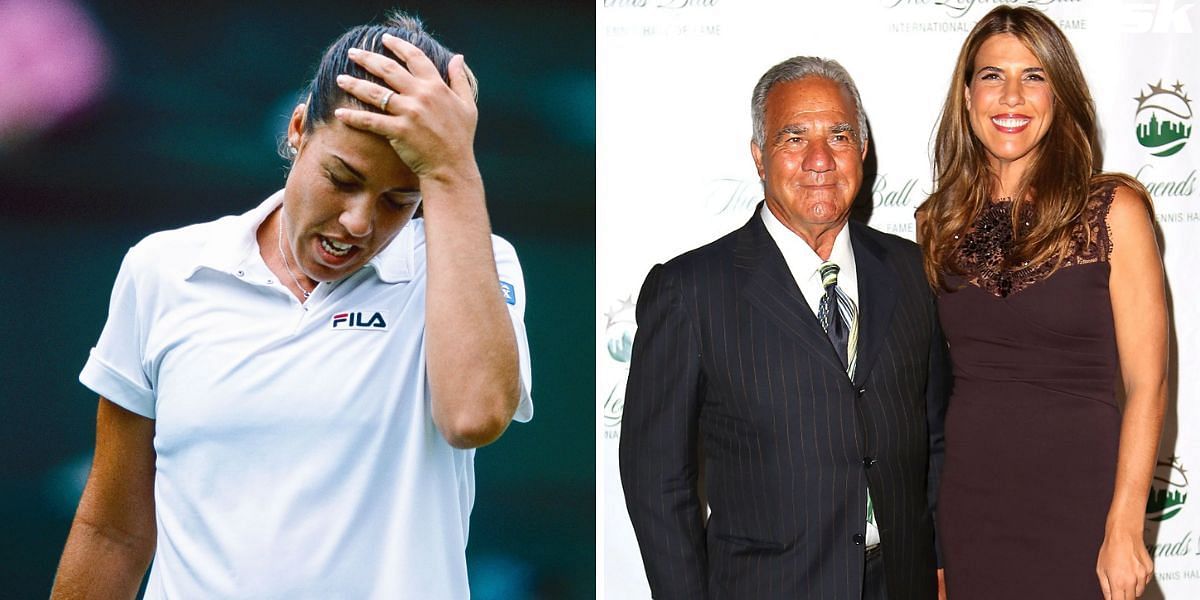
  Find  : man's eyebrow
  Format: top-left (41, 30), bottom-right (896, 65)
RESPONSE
top-left (831, 123), bottom-right (861, 142)
top-left (773, 125), bottom-right (807, 141)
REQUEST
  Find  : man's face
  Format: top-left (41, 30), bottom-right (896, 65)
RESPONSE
top-left (283, 112), bottom-right (422, 283)
top-left (751, 77), bottom-right (866, 236)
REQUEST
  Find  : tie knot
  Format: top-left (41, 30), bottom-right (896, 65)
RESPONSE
top-left (819, 261), bottom-right (840, 289)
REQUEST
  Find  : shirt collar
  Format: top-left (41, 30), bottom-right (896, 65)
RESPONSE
top-left (760, 203), bottom-right (855, 287)
top-left (366, 220), bottom-right (417, 284)
top-left (190, 189), bottom-right (416, 284)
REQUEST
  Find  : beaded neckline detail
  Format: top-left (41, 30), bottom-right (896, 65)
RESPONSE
top-left (953, 184), bottom-right (1117, 298)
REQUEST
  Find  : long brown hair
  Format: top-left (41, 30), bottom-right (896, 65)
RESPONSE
top-left (918, 6), bottom-right (1113, 289)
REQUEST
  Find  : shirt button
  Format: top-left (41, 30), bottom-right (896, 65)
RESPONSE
top-left (236, 270), bottom-right (245, 277)
top-left (863, 457), bottom-right (876, 468)
top-left (266, 279), bottom-right (274, 284)
top-left (853, 533), bottom-right (865, 545)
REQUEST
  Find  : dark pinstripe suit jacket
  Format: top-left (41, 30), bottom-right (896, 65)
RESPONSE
top-left (620, 209), bottom-right (949, 600)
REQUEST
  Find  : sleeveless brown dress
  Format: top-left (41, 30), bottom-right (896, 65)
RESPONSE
top-left (936, 184), bottom-right (1119, 599)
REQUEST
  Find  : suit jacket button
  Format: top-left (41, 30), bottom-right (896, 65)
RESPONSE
top-left (863, 456), bottom-right (876, 468)
top-left (855, 386), bottom-right (866, 398)
top-left (853, 533), bottom-right (865, 545)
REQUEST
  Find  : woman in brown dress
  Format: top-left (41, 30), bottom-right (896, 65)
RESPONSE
top-left (917, 6), bottom-right (1168, 599)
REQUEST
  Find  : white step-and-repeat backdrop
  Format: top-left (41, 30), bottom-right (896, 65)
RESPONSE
top-left (598, 1), bottom-right (1198, 597)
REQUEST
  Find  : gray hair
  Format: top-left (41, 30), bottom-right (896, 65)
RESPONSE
top-left (751, 56), bottom-right (869, 149)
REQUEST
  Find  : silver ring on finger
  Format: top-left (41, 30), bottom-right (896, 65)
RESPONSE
top-left (379, 90), bottom-right (395, 112)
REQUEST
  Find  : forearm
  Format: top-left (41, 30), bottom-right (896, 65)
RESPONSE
top-left (51, 517), bottom-right (153, 600)
top-left (422, 165), bottom-right (520, 448)
top-left (1106, 385), bottom-right (1167, 532)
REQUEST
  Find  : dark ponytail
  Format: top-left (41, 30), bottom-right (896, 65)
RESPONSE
top-left (301, 11), bottom-right (468, 134)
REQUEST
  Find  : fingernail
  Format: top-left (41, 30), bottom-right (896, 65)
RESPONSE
top-left (381, 33), bottom-right (394, 42)
top-left (347, 48), bottom-right (361, 57)
top-left (334, 108), bottom-right (346, 117)
top-left (336, 74), bottom-right (350, 86)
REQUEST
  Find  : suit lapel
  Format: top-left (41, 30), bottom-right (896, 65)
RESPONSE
top-left (736, 205), bottom-right (845, 374)
top-left (848, 222), bottom-right (898, 387)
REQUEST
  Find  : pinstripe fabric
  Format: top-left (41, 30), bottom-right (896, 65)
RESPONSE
top-left (620, 208), bottom-right (950, 600)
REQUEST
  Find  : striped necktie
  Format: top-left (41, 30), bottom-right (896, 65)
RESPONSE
top-left (817, 260), bottom-right (874, 546)
top-left (816, 261), bottom-right (858, 378)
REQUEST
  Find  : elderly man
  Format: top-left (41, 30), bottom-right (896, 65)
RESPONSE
top-left (619, 56), bottom-right (949, 599)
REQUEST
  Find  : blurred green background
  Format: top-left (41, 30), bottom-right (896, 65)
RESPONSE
top-left (0, 0), bottom-right (594, 597)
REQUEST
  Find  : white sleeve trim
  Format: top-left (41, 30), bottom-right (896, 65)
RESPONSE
top-left (79, 348), bottom-right (156, 419)
top-left (493, 235), bottom-right (533, 423)
top-left (511, 312), bottom-right (534, 423)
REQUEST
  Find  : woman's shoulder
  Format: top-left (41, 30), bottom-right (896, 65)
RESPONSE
top-left (125, 217), bottom-right (225, 265)
top-left (1086, 173), bottom-right (1156, 261)
top-left (1087, 174), bottom-right (1152, 226)
top-left (1089, 173), bottom-right (1151, 208)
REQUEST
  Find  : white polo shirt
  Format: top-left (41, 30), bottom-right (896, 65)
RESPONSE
top-left (80, 191), bottom-right (533, 599)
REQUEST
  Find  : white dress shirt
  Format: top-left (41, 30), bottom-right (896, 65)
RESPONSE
top-left (760, 203), bottom-right (859, 313)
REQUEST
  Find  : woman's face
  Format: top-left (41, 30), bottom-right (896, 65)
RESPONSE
top-left (965, 33), bottom-right (1055, 176)
top-left (282, 109), bottom-right (422, 283)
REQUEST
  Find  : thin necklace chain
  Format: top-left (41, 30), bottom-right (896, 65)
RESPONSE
top-left (277, 209), bottom-right (312, 298)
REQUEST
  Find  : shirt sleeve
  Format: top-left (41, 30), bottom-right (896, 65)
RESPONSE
top-left (492, 235), bottom-right (533, 423)
top-left (79, 246), bottom-right (156, 419)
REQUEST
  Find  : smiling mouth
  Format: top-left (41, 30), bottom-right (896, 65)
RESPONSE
top-left (991, 114), bottom-right (1031, 133)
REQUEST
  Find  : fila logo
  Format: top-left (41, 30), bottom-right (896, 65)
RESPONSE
top-left (331, 311), bottom-right (389, 330)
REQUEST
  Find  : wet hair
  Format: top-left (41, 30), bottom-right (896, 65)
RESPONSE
top-left (917, 6), bottom-right (1148, 289)
top-left (299, 10), bottom-right (474, 136)
top-left (751, 56), bottom-right (869, 149)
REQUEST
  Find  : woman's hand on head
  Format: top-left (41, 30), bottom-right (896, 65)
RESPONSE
top-left (333, 33), bottom-right (479, 184)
